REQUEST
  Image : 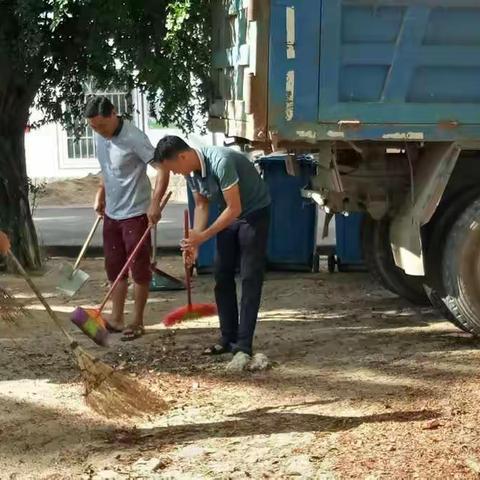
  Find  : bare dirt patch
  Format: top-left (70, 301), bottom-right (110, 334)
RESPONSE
top-left (37, 174), bottom-right (187, 207)
top-left (1, 257), bottom-right (480, 479)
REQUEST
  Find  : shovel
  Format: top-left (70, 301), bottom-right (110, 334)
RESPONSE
top-left (57, 216), bottom-right (102, 297)
top-left (149, 223), bottom-right (185, 292)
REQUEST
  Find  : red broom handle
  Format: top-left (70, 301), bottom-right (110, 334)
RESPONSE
top-left (184, 209), bottom-right (193, 309)
top-left (98, 192), bottom-right (172, 314)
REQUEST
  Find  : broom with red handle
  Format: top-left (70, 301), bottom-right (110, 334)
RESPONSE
top-left (71, 192), bottom-right (173, 345)
top-left (163, 209), bottom-right (217, 326)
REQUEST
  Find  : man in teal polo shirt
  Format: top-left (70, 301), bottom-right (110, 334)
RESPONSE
top-left (153, 136), bottom-right (271, 370)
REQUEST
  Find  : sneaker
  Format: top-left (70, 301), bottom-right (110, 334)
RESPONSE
top-left (225, 351), bottom-right (251, 373)
top-left (247, 353), bottom-right (270, 371)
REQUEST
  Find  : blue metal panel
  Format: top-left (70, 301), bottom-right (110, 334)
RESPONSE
top-left (269, 0), bottom-right (322, 127)
top-left (268, 0), bottom-right (480, 143)
top-left (319, 1), bottom-right (480, 124)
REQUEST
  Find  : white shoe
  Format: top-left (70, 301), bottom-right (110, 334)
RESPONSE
top-left (225, 351), bottom-right (251, 373)
top-left (247, 353), bottom-right (270, 371)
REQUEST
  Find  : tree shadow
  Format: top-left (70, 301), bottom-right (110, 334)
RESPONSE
top-left (2, 267), bottom-right (480, 408)
top-left (2, 311), bottom-right (479, 407)
top-left (0, 393), bottom-right (115, 460)
top-left (133, 403), bottom-right (439, 447)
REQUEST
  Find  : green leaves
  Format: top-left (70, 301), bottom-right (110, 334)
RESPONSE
top-left (50, 0), bottom-right (75, 32)
top-left (166, 0), bottom-right (191, 37)
top-left (1, 0), bottom-right (212, 133)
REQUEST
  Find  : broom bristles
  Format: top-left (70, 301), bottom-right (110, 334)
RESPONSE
top-left (74, 347), bottom-right (168, 418)
top-left (70, 306), bottom-right (109, 346)
top-left (163, 303), bottom-right (217, 327)
top-left (0, 286), bottom-right (28, 324)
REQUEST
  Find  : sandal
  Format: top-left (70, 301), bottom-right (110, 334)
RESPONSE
top-left (105, 321), bottom-right (124, 333)
top-left (121, 325), bottom-right (145, 342)
top-left (202, 344), bottom-right (230, 356)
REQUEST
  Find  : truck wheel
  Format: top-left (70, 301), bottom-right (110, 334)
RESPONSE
top-left (312, 252), bottom-right (320, 273)
top-left (327, 254), bottom-right (336, 273)
top-left (362, 216), bottom-right (430, 305)
top-left (424, 189), bottom-right (480, 333)
top-left (362, 216), bottom-right (391, 291)
top-left (425, 286), bottom-right (470, 332)
top-left (442, 197), bottom-right (480, 335)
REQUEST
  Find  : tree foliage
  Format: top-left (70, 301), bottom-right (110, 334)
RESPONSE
top-left (0, 0), bottom-right (212, 268)
top-left (9, 0), bottom-right (212, 131)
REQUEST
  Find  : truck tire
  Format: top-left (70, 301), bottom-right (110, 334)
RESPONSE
top-left (442, 196), bottom-right (480, 336)
top-left (425, 287), bottom-right (470, 332)
top-left (327, 254), bottom-right (336, 273)
top-left (362, 216), bottom-right (430, 305)
top-left (424, 189), bottom-right (480, 333)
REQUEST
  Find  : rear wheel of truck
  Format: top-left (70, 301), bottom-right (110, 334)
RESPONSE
top-left (425, 287), bottom-right (469, 332)
top-left (424, 189), bottom-right (480, 333)
top-left (442, 196), bottom-right (480, 336)
top-left (362, 216), bottom-right (430, 306)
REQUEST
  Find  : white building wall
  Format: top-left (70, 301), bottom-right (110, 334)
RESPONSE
top-left (25, 91), bottom-right (223, 183)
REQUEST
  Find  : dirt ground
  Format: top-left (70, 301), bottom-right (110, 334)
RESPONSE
top-left (36, 174), bottom-right (102, 207)
top-left (36, 174), bottom-right (187, 207)
top-left (2, 256), bottom-right (480, 480)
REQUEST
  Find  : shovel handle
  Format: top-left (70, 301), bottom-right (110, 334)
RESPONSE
top-left (72, 216), bottom-right (102, 271)
top-left (98, 192), bottom-right (172, 314)
top-left (152, 225), bottom-right (158, 264)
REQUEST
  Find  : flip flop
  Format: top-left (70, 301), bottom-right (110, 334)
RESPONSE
top-left (121, 325), bottom-right (145, 342)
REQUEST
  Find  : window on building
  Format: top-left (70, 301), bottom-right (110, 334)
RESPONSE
top-left (66, 92), bottom-right (130, 161)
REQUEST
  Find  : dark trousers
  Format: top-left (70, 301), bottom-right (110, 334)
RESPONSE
top-left (214, 207), bottom-right (270, 355)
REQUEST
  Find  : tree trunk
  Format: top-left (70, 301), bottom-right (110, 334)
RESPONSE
top-left (0, 128), bottom-right (42, 271)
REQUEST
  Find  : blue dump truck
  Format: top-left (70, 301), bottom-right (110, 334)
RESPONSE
top-left (208, 0), bottom-right (480, 335)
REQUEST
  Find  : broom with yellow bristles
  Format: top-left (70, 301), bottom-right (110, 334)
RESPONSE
top-left (0, 230), bottom-right (168, 418)
top-left (0, 285), bottom-right (27, 324)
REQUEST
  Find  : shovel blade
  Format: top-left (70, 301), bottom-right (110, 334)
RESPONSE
top-left (57, 268), bottom-right (90, 297)
top-left (149, 267), bottom-right (185, 292)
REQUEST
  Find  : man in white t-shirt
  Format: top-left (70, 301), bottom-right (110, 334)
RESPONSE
top-left (85, 96), bottom-right (169, 341)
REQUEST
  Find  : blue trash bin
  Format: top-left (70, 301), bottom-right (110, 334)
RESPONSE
top-left (332, 213), bottom-right (365, 272)
top-left (257, 155), bottom-right (317, 271)
top-left (187, 186), bottom-right (219, 274)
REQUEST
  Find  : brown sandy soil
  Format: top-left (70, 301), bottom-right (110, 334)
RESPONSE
top-left (37, 174), bottom-right (102, 207)
top-left (37, 174), bottom-right (187, 207)
top-left (1, 257), bottom-right (480, 479)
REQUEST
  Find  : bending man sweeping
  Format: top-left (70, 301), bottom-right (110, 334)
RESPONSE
top-left (153, 136), bottom-right (271, 371)
top-left (85, 96), bottom-right (169, 341)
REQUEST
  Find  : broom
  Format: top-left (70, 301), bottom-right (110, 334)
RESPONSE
top-left (71, 192), bottom-right (173, 346)
top-left (0, 231), bottom-right (168, 418)
top-left (0, 285), bottom-right (28, 324)
top-left (163, 209), bottom-right (217, 326)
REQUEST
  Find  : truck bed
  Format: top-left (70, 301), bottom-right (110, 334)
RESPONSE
top-left (209, 0), bottom-right (480, 144)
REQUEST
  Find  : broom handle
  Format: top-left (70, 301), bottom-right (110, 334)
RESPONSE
top-left (72, 216), bottom-right (102, 271)
top-left (8, 251), bottom-right (75, 345)
top-left (184, 209), bottom-right (192, 308)
top-left (98, 191), bottom-right (172, 314)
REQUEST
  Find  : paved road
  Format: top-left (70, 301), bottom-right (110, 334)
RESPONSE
top-left (34, 203), bottom-right (186, 248)
top-left (33, 203), bottom-right (335, 260)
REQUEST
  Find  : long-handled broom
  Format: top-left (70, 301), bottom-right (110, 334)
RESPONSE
top-left (163, 209), bottom-right (217, 326)
top-left (0, 231), bottom-right (168, 418)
